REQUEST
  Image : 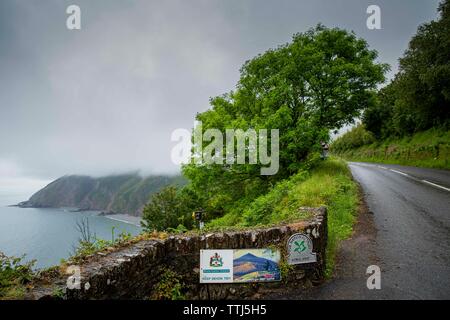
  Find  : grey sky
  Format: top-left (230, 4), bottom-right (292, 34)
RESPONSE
top-left (0, 0), bottom-right (441, 184)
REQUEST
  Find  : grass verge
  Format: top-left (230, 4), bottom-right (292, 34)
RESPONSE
top-left (207, 158), bottom-right (359, 277)
top-left (333, 127), bottom-right (450, 170)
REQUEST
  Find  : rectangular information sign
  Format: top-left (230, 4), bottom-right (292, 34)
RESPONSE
top-left (200, 250), bottom-right (233, 283)
top-left (200, 248), bottom-right (281, 283)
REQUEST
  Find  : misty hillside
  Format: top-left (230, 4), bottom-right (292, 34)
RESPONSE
top-left (18, 174), bottom-right (186, 216)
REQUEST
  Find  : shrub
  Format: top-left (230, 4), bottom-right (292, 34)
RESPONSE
top-left (0, 252), bottom-right (35, 299)
top-left (331, 125), bottom-right (375, 152)
top-left (151, 269), bottom-right (185, 300)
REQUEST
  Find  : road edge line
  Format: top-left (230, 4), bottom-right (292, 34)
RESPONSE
top-left (351, 162), bottom-right (450, 193)
top-left (421, 180), bottom-right (450, 192)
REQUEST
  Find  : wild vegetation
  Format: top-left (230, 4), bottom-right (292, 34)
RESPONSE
top-left (69, 218), bottom-right (133, 263)
top-left (0, 253), bottom-right (35, 299)
top-left (151, 268), bottom-right (186, 300)
top-left (333, 0), bottom-right (450, 167)
top-left (206, 158), bottom-right (358, 276)
top-left (12, 2), bottom-right (449, 296)
top-left (332, 126), bottom-right (450, 169)
top-left (142, 24), bottom-right (386, 233)
top-left (138, 25), bottom-right (387, 284)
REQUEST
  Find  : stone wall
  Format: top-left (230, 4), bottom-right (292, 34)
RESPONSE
top-left (28, 207), bottom-right (327, 300)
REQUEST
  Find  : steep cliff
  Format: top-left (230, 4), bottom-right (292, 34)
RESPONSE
top-left (18, 174), bottom-right (185, 216)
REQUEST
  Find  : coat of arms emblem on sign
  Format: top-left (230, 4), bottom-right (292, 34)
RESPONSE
top-left (209, 252), bottom-right (223, 267)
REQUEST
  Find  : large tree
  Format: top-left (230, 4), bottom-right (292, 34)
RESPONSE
top-left (363, 82), bottom-right (396, 139)
top-left (363, 0), bottom-right (450, 137)
top-left (182, 25), bottom-right (387, 218)
top-left (396, 0), bottom-right (450, 132)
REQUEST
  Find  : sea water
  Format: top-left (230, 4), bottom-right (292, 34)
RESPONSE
top-left (0, 203), bottom-right (141, 269)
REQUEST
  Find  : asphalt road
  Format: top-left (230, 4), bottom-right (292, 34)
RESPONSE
top-left (347, 162), bottom-right (450, 299)
top-left (268, 162), bottom-right (450, 300)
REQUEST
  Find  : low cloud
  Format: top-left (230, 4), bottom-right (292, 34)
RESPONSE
top-left (0, 0), bottom-right (440, 180)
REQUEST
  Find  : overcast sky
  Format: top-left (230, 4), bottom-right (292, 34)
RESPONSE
top-left (0, 0), bottom-right (442, 193)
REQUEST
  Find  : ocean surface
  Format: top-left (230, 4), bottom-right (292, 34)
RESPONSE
top-left (0, 200), bottom-right (142, 269)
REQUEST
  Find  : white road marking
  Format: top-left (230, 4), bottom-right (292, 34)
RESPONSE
top-left (351, 162), bottom-right (376, 168)
top-left (351, 162), bottom-right (450, 193)
top-left (421, 180), bottom-right (450, 192)
top-left (389, 169), bottom-right (410, 177)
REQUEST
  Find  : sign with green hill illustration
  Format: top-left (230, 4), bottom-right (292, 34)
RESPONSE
top-left (200, 249), bottom-right (281, 283)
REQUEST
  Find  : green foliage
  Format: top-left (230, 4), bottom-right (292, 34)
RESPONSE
top-left (362, 83), bottom-right (396, 139)
top-left (137, 26), bottom-right (376, 281)
top-left (52, 287), bottom-right (65, 299)
top-left (166, 224), bottom-right (189, 234)
top-left (276, 245), bottom-right (294, 283)
top-left (332, 127), bottom-right (450, 169)
top-left (182, 25), bottom-right (386, 221)
top-left (141, 186), bottom-right (197, 232)
top-left (0, 253), bottom-right (35, 299)
top-left (240, 171), bottom-right (310, 226)
top-left (316, 159), bottom-right (359, 276)
top-left (206, 158), bottom-right (359, 277)
top-left (151, 269), bottom-right (185, 300)
top-left (71, 218), bottom-right (134, 261)
top-left (331, 125), bottom-right (375, 152)
top-left (362, 0), bottom-right (450, 138)
top-left (208, 158), bottom-right (357, 229)
top-left (72, 233), bottom-right (132, 260)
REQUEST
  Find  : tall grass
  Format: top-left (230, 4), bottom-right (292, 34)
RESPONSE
top-left (206, 158), bottom-right (359, 276)
top-left (291, 159), bottom-right (358, 277)
top-left (333, 127), bottom-right (450, 170)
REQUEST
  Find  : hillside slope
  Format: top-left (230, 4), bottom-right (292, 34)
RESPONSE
top-left (332, 127), bottom-right (450, 170)
top-left (18, 174), bottom-right (185, 216)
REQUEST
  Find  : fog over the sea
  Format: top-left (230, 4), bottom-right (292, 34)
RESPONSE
top-left (0, 0), bottom-right (440, 195)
